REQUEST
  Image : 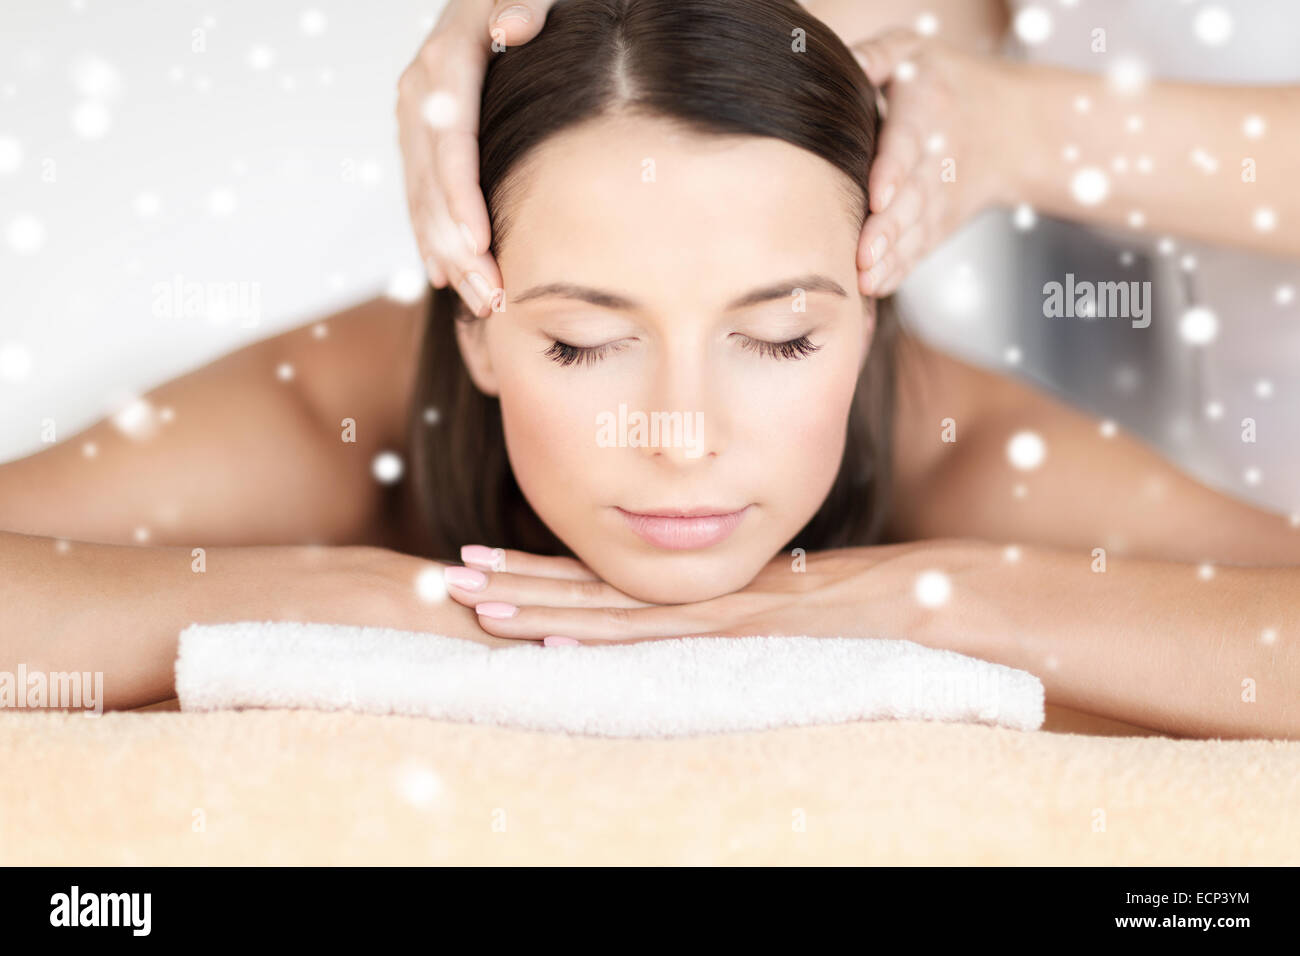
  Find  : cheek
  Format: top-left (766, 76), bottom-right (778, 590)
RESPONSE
top-left (493, 356), bottom-right (606, 520)
top-left (739, 352), bottom-right (860, 501)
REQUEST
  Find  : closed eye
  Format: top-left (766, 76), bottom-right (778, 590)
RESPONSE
top-left (543, 339), bottom-right (629, 367)
top-left (732, 333), bottom-right (821, 360)
top-left (543, 334), bottom-right (821, 367)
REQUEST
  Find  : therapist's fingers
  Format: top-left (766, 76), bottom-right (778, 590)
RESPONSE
top-left (432, 133), bottom-right (505, 315)
top-left (867, 116), bottom-right (925, 217)
top-left (399, 1), bottom-right (560, 316)
top-left (850, 29), bottom-right (925, 87)
top-left (444, 0), bottom-right (556, 261)
top-left (444, 0), bottom-right (556, 264)
top-left (488, 0), bottom-right (558, 43)
top-left (867, 169), bottom-right (953, 296)
top-left (864, 215), bottom-right (930, 297)
top-left (857, 177), bottom-right (924, 278)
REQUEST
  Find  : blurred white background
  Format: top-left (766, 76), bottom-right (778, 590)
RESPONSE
top-left (0, 0), bottom-right (439, 462)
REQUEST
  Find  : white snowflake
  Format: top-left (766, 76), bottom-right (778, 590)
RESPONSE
top-left (1013, 6), bottom-right (1052, 45)
top-left (914, 570), bottom-right (952, 608)
top-left (0, 136), bottom-right (22, 175)
top-left (372, 451), bottom-right (404, 484)
top-left (6, 215), bottom-right (46, 254)
top-left (1006, 431), bottom-right (1047, 470)
top-left (1178, 306), bottom-right (1218, 345)
top-left (1193, 6), bottom-right (1233, 46)
top-left (1070, 167), bottom-right (1109, 206)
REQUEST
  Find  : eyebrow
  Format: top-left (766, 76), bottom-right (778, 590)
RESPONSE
top-left (510, 274), bottom-right (848, 311)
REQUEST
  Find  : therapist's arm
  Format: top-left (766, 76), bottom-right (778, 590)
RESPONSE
top-left (1009, 68), bottom-right (1300, 258)
top-left (855, 36), bottom-right (1300, 292)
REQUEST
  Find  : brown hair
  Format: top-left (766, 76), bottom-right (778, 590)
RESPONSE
top-left (401, 0), bottom-right (906, 562)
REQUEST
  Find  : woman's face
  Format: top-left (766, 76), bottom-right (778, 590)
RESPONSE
top-left (459, 113), bottom-right (874, 604)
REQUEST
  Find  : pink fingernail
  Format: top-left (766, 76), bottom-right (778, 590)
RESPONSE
top-left (877, 183), bottom-right (896, 211)
top-left (462, 545), bottom-right (505, 572)
top-left (870, 235), bottom-right (888, 264)
top-left (475, 601), bottom-right (517, 619)
top-left (543, 636), bottom-right (582, 647)
top-left (443, 565), bottom-right (488, 591)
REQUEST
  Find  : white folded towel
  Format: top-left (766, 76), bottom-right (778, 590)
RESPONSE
top-left (175, 621), bottom-right (1045, 736)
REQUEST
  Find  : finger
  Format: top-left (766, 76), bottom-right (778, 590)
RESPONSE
top-left (437, 127), bottom-right (492, 265)
top-left (408, 179), bottom-right (461, 286)
top-left (425, 256), bottom-right (448, 289)
top-left (867, 116), bottom-right (924, 215)
top-left (428, 132), bottom-right (504, 316)
top-left (460, 545), bottom-right (600, 580)
top-left (864, 219), bottom-right (929, 296)
top-left (857, 176), bottom-right (923, 273)
top-left (400, 34), bottom-right (486, 285)
top-left (874, 193), bottom-right (959, 296)
top-left (431, 145), bottom-right (501, 317)
top-left (473, 602), bottom-right (723, 642)
top-left (443, 568), bottom-right (652, 609)
top-left (426, 185), bottom-right (503, 317)
top-left (850, 29), bottom-right (924, 86)
top-left (488, 0), bottom-right (560, 45)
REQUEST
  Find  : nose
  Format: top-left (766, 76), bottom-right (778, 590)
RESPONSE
top-left (635, 344), bottom-right (722, 465)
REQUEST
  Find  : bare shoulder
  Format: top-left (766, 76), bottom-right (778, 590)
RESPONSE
top-left (0, 290), bottom-right (431, 548)
top-left (280, 292), bottom-right (428, 452)
top-left (887, 330), bottom-right (1011, 500)
top-left (883, 328), bottom-right (1300, 563)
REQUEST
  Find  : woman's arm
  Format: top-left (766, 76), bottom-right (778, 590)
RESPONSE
top-left (886, 339), bottom-right (1300, 738)
top-left (0, 532), bottom-right (503, 711)
top-left (907, 537), bottom-right (1300, 740)
top-left (0, 292), bottom-right (466, 711)
top-left (0, 295), bottom-right (424, 548)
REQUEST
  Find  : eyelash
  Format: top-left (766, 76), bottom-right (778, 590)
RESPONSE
top-left (544, 335), bottom-right (821, 367)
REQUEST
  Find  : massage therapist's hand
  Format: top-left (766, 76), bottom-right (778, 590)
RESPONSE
top-left (442, 542), bottom-right (937, 645)
top-left (397, 0), bottom-right (557, 316)
top-left (852, 30), bottom-right (1013, 296)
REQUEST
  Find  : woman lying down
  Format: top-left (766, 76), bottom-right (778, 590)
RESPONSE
top-left (2, 0), bottom-right (1297, 738)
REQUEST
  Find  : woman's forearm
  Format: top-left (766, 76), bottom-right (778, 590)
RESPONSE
top-left (1000, 60), bottom-right (1300, 257)
top-left (1, 532), bottom-right (494, 712)
top-left (912, 539), bottom-right (1300, 739)
top-left (0, 532), bottom-right (317, 710)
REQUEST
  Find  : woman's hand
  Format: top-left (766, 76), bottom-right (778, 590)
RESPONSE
top-left (303, 545), bottom-right (521, 649)
top-left (852, 30), bottom-right (1013, 296)
top-left (396, 0), bottom-right (557, 316)
top-left (441, 542), bottom-right (935, 645)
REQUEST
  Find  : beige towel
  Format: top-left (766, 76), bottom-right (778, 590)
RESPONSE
top-left (2, 709), bottom-right (1295, 864)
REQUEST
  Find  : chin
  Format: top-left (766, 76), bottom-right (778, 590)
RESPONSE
top-left (598, 551), bottom-right (766, 608)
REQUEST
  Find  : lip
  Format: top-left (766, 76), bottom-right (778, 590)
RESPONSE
top-left (616, 505), bottom-right (751, 550)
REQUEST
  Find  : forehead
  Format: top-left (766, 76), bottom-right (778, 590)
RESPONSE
top-left (495, 113), bottom-right (862, 311)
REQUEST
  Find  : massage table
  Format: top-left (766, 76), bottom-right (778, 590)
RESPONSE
top-left (3, 702), bottom-right (1295, 865)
